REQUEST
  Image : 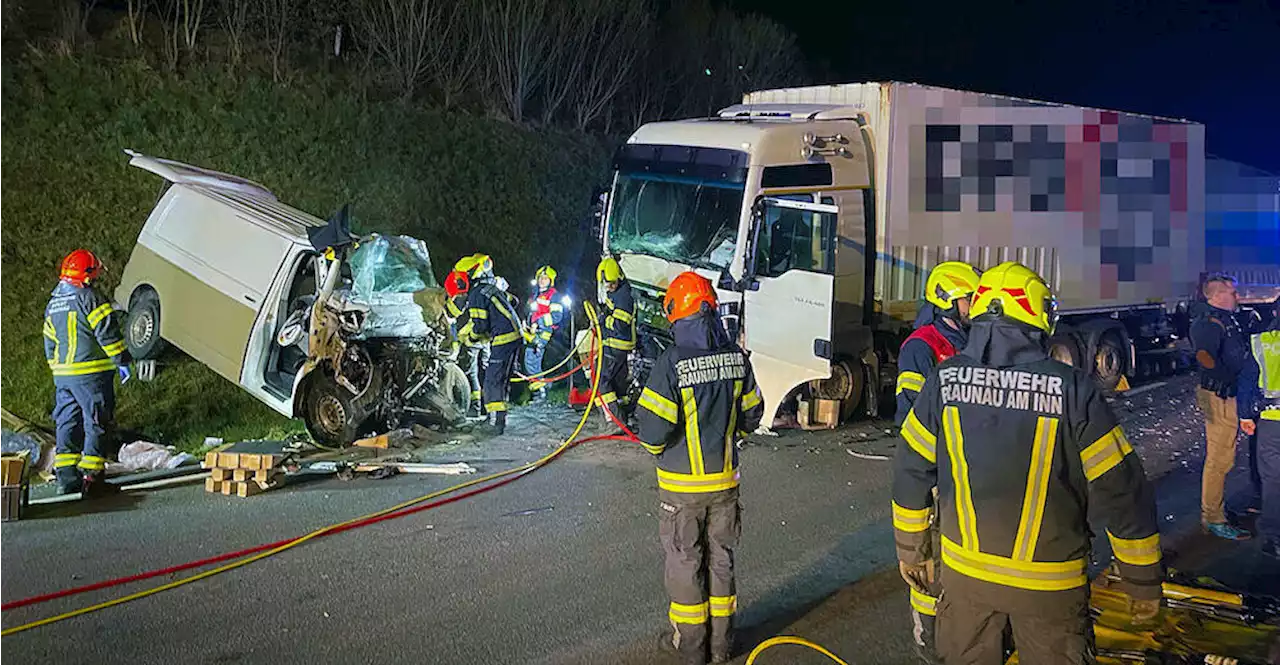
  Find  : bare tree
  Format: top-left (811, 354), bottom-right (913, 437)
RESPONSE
top-left (482, 0), bottom-right (554, 123)
top-left (159, 0), bottom-right (182, 69)
top-left (181, 0), bottom-right (205, 51)
top-left (432, 0), bottom-right (483, 109)
top-left (54, 0), bottom-right (98, 56)
top-left (568, 0), bottom-right (651, 130)
top-left (357, 0), bottom-right (448, 102)
top-left (254, 0), bottom-right (296, 83)
top-left (125, 0), bottom-right (148, 47)
top-left (219, 0), bottom-right (251, 66)
top-left (535, 2), bottom-right (590, 125)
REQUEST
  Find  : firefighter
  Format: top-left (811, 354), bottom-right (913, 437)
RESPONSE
top-left (892, 261), bottom-right (1162, 665)
top-left (458, 254), bottom-right (523, 434)
top-left (596, 256), bottom-right (637, 423)
top-left (893, 261), bottom-right (980, 665)
top-left (44, 250), bottom-right (132, 496)
top-left (1189, 274), bottom-right (1253, 540)
top-left (444, 268), bottom-right (484, 417)
top-left (635, 271), bottom-right (764, 665)
top-left (525, 265), bottom-right (565, 401)
top-left (1239, 298), bottom-right (1280, 559)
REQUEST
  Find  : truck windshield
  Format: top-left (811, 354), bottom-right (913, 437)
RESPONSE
top-left (607, 173), bottom-right (745, 270)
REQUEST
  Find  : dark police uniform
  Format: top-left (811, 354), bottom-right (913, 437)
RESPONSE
top-left (1190, 305), bottom-right (1253, 526)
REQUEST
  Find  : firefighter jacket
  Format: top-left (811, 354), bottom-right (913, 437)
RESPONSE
top-left (892, 319), bottom-right (1163, 600)
top-left (601, 280), bottom-right (637, 352)
top-left (462, 279), bottom-right (523, 348)
top-left (636, 312), bottom-right (764, 494)
top-left (44, 281), bottom-right (130, 384)
top-left (1190, 306), bottom-right (1251, 398)
top-left (896, 311), bottom-right (968, 427)
top-left (1238, 320), bottom-right (1280, 421)
top-left (527, 287), bottom-right (565, 345)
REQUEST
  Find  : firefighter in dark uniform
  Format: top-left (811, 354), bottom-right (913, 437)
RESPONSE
top-left (43, 250), bottom-right (132, 495)
top-left (457, 254), bottom-right (523, 434)
top-left (444, 268), bottom-right (484, 417)
top-left (1189, 274), bottom-right (1254, 540)
top-left (893, 261), bottom-right (980, 664)
top-left (596, 256), bottom-right (637, 422)
top-left (636, 272), bottom-right (764, 665)
top-left (892, 262), bottom-right (1162, 665)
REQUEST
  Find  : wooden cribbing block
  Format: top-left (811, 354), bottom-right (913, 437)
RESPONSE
top-left (216, 452), bottom-right (240, 469)
top-left (203, 452), bottom-right (219, 469)
top-left (238, 454), bottom-right (278, 471)
top-left (205, 478), bottom-right (222, 493)
top-left (231, 469), bottom-right (275, 483)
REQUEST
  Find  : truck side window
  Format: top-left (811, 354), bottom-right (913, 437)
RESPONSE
top-left (755, 199), bottom-right (837, 277)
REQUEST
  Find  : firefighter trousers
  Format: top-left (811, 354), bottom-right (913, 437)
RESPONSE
top-left (52, 373), bottom-right (116, 479)
top-left (524, 342), bottom-right (547, 391)
top-left (936, 578), bottom-right (1094, 665)
top-left (1257, 417), bottom-right (1280, 541)
top-left (597, 348), bottom-right (631, 416)
top-left (909, 574), bottom-right (942, 664)
top-left (659, 487), bottom-right (740, 664)
top-left (1196, 388), bottom-right (1239, 525)
top-left (482, 340), bottom-right (521, 414)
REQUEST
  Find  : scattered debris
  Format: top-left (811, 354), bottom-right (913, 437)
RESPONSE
top-left (504, 506), bottom-right (554, 517)
top-left (112, 441), bottom-right (198, 474)
top-left (846, 449), bottom-right (892, 461)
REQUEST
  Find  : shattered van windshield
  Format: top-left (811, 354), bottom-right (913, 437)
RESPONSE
top-left (349, 234), bottom-right (439, 295)
top-left (607, 174), bottom-right (745, 270)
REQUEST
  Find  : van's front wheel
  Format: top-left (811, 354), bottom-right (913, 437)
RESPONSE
top-left (125, 290), bottom-right (167, 360)
top-left (301, 377), bottom-right (363, 446)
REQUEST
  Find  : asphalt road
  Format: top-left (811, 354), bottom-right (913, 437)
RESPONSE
top-left (2, 374), bottom-right (1275, 664)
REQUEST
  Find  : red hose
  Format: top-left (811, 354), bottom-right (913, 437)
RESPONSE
top-left (2, 433), bottom-right (636, 612)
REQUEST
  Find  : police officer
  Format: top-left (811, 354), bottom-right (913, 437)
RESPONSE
top-left (893, 262), bottom-right (1162, 665)
top-left (524, 265), bottom-right (566, 401)
top-left (596, 257), bottom-right (636, 423)
top-left (635, 272), bottom-right (764, 665)
top-left (457, 254), bottom-right (523, 434)
top-left (1190, 274), bottom-right (1253, 540)
top-left (44, 250), bottom-right (132, 496)
top-left (1239, 298), bottom-right (1280, 559)
top-left (893, 261), bottom-right (980, 665)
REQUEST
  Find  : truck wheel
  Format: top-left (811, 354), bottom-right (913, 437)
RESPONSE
top-left (416, 362), bottom-right (471, 425)
top-left (1093, 331), bottom-right (1128, 392)
top-left (125, 290), bottom-right (168, 360)
top-left (301, 376), bottom-right (363, 446)
top-left (1048, 333), bottom-right (1083, 368)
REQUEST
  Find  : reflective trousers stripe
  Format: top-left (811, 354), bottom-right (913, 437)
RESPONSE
top-left (485, 401), bottom-right (507, 412)
top-left (709, 595), bottom-right (736, 617)
top-left (910, 588), bottom-right (938, 617)
top-left (78, 455), bottom-right (106, 471)
top-left (55, 453), bottom-right (82, 468)
top-left (669, 601), bottom-right (709, 624)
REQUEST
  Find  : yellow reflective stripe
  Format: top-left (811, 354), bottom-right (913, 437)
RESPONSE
top-left (43, 318), bottom-right (58, 341)
top-left (669, 601), bottom-right (709, 624)
top-left (944, 406), bottom-right (979, 550)
top-left (741, 386), bottom-right (762, 411)
top-left (1012, 417), bottom-right (1059, 561)
top-left (681, 387), bottom-right (704, 475)
top-left (656, 467), bottom-right (739, 493)
top-left (549, 303), bottom-right (564, 313)
top-left (1262, 410), bottom-right (1280, 421)
top-left (941, 537), bottom-right (1087, 592)
top-left (540, 314), bottom-right (553, 326)
top-left (1080, 426), bottom-right (1133, 482)
top-left (910, 588), bottom-right (938, 617)
top-left (613, 308), bottom-right (634, 324)
top-left (50, 359), bottom-right (117, 376)
top-left (725, 381), bottom-right (742, 474)
top-left (901, 409), bottom-right (937, 464)
top-left (603, 338), bottom-right (636, 350)
top-left (638, 387), bottom-right (679, 424)
top-left (78, 455), bottom-right (107, 471)
top-left (468, 308), bottom-right (488, 319)
top-left (102, 340), bottom-right (128, 357)
top-left (66, 312), bottom-right (78, 364)
top-left (709, 595), bottom-right (737, 617)
top-left (1253, 331), bottom-right (1280, 397)
top-left (87, 302), bottom-right (113, 327)
top-left (596, 391), bottom-right (618, 405)
top-left (896, 371), bottom-right (926, 396)
top-left (485, 401), bottom-right (507, 412)
top-left (892, 501), bottom-right (933, 533)
top-left (492, 331), bottom-right (521, 346)
top-left (639, 440), bottom-right (665, 455)
top-left (55, 453), bottom-right (82, 468)
top-left (1107, 531), bottom-right (1162, 567)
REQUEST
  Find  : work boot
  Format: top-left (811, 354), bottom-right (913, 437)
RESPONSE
top-left (80, 472), bottom-right (118, 498)
top-left (55, 467), bottom-right (82, 495)
top-left (493, 411), bottom-right (507, 436)
top-left (1262, 539), bottom-right (1280, 560)
top-left (1204, 522), bottom-right (1252, 541)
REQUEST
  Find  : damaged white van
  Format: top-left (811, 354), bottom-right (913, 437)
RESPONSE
top-left (113, 150), bottom-right (469, 445)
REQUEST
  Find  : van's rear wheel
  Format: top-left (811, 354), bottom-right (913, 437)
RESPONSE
top-left (302, 377), bottom-right (363, 446)
top-left (126, 290), bottom-right (167, 360)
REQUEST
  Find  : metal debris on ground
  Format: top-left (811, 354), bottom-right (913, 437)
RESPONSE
top-left (503, 506), bottom-right (554, 517)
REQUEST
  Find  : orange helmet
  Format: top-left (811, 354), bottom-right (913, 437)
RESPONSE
top-left (60, 249), bottom-right (102, 287)
top-left (444, 269), bottom-right (470, 299)
top-left (663, 272), bottom-right (718, 323)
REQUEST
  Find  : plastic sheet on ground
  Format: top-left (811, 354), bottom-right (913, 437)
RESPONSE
top-left (349, 234), bottom-right (438, 296)
top-left (2, 429), bottom-right (51, 475)
top-left (109, 441), bottom-right (198, 476)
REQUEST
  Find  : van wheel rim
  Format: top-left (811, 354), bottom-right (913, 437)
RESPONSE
top-left (130, 313), bottom-right (154, 345)
top-left (316, 395), bottom-right (347, 435)
top-left (1096, 345), bottom-right (1122, 379)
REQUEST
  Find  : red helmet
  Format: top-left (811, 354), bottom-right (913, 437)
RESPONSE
top-left (444, 269), bottom-right (470, 299)
top-left (663, 272), bottom-right (718, 323)
top-left (60, 249), bottom-right (102, 287)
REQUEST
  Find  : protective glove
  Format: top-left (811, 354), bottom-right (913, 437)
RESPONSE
top-left (118, 365), bottom-right (132, 385)
top-left (898, 559), bottom-right (935, 594)
top-left (1241, 419), bottom-right (1257, 436)
top-left (1129, 596), bottom-right (1161, 623)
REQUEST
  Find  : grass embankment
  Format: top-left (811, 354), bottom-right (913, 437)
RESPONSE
top-left (2, 55), bottom-right (610, 451)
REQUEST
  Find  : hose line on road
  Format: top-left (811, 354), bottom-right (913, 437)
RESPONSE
top-left (746, 636), bottom-right (851, 665)
top-left (2, 302), bottom-right (636, 636)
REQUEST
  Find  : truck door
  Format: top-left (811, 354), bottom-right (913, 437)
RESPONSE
top-left (742, 197), bottom-right (839, 414)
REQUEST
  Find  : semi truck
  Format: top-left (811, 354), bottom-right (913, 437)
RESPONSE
top-left (597, 81), bottom-right (1276, 429)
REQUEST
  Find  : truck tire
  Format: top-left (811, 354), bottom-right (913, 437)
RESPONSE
top-left (1092, 330), bottom-right (1128, 392)
top-left (301, 375), bottom-right (364, 446)
top-left (125, 290), bottom-right (168, 360)
top-left (1048, 333), bottom-right (1083, 368)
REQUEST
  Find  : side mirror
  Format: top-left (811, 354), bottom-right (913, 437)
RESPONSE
top-left (739, 197), bottom-right (765, 286)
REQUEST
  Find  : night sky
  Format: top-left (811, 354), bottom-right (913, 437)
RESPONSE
top-left (732, 0), bottom-right (1279, 172)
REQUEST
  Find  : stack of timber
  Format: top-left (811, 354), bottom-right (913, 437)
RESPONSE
top-left (203, 451), bottom-right (284, 497)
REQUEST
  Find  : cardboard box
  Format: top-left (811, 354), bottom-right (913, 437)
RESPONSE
top-left (1, 455), bottom-right (27, 486)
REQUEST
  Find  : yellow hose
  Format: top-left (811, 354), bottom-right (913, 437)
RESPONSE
top-left (2, 305), bottom-right (608, 637)
top-left (746, 636), bottom-right (851, 665)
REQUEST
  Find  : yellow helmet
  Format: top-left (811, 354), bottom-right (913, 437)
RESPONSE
top-left (596, 257), bottom-right (622, 284)
top-left (535, 265), bottom-right (557, 285)
top-left (969, 261), bottom-right (1057, 333)
top-left (454, 253), bottom-right (493, 279)
top-left (924, 261), bottom-right (981, 311)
